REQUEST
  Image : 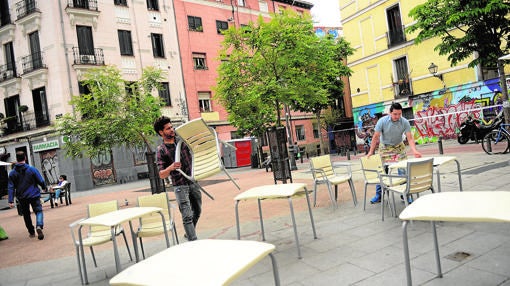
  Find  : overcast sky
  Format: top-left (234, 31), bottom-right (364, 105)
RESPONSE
top-left (309, 0), bottom-right (341, 27)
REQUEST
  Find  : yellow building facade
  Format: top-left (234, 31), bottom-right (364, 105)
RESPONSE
top-left (340, 0), bottom-right (509, 145)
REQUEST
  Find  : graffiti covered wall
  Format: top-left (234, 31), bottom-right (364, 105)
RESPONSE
top-left (353, 78), bottom-right (505, 145)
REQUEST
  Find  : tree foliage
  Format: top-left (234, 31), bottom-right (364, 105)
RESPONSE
top-left (57, 66), bottom-right (164, 158)
top-left (407, 0), bottom-right (510, 68)
top-left (215, 9), bottom-right (353, 138)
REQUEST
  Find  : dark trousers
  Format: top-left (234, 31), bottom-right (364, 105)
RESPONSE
top-left (18, 197), bottom-right (44, 235)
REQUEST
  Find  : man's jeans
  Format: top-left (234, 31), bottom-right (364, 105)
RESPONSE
top-left (18, 197), bottom-right (44, 235)
top-left (174, 184), bottom-right (202, 241)
top-left (373, 168), bottom-right (406, 200)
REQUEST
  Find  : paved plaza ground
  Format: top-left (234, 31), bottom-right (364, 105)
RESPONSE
top-left (1, 140), bottom-right (510, 286)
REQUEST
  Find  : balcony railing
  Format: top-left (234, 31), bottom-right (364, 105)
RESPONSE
top-left (21, 51), bottom-right (46, 74)
top-left (387, 25), bottom-right (406, 48)
top-left (72, 47), bottom-right (104, 65)
top-left (16, 0), bottom-right (38, 20)
top-left (0, 63), bottom-right (17, 82)
top-left (0, 112), bottom-right (50, 136)
top-left (67, 0), bottom-right (98, 11)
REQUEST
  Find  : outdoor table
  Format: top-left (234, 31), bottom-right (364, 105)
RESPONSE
top-left (388, 156), bottom-right (463, 192)
top-left (78, 206), bottom-right (169, 284)
top-left (234, 183), bottom-right (317, 259)
top-left (110, 239), bottom-right (280, 286)
top-left (400, 191), bottom-right (510, 286)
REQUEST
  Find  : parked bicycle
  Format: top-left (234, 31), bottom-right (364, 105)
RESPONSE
top-left (481, 123), bottom-right (510, 155)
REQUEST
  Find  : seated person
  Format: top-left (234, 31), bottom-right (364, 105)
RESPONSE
top-left (41, 175), bottom-right (68, 207)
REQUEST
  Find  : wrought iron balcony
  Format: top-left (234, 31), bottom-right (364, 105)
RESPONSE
top-left (0, 112), bottom-right (50, 136)
top-left (67, 0), bottom-right (98, 11)
top-left (387, 25), bottom-right (406, 48)
top-left (16, 0), bottom-right (39, 20)
top-left (20, 51), bottom-right (46, 74)
top-left (72, 47), bottom-right (104, 65)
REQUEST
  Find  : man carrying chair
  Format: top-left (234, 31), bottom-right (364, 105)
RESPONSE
top-left (154, 116), bottom-right (202, 241)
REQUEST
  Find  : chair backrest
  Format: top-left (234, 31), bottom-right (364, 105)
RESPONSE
top-left (175, 118), bottom-right (222, 181)
top-left (360, 155), bottom-right (385, 181)
top-left (406, 158), bottom-right (434, 194)
top-left (309, 155), bottom-right (334, 180)
top-left (137, 192), bottom-right (171, 226)
top-left (87, 200), bottom-right (119, 233)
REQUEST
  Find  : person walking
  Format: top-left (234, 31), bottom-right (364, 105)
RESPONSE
top-left (366, 102), bottom-right (422, 203)
top-left (7, 151), bottom-right (47, 240)
top-left (154, 116), bottom-right (202, 241)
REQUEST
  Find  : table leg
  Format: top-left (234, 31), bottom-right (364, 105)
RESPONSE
top-left (287, 197), bottom-right (301, 259)
top-left (258, 199), bottom-right (266, 241)
top-left (402, 221), bottom-right (412, 286)
top-left (78, 225), bottom-right (88, 285)
top-left (303, 187), bottom-right (317, 239)
top-left (431, 221), bottom-right (443, 278)
top-left (235, 200), bottom-right (241, 240)
top-left (269, 253), bottom-right (281, 286)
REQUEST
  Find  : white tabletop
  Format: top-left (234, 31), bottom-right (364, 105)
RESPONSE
top-left (399, 191), bottom-right (510, 222)
top-left (234, 183), bottom-right (307, 201)
top-left (79, 207), bottom-right (162, 227)
top-left (109, 239), bottom-right (276, 286)
top-left (388, 156), bottom-right (456, 169)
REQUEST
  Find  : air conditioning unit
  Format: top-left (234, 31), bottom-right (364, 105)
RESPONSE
top-left (81, 55), bottom-right (94, 64)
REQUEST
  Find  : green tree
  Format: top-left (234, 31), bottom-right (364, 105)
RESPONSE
top-left (57, 65), bottom-right (164, 158)
top-left (215, 9), bottom-right (353, 152)
top-left (407, 0), bottom-right (510, 68)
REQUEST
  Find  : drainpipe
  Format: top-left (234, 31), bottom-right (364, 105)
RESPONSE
top-left (57, 0), bottom-right (75, 116)
top-left (170, 0), bottom-right (189, 121)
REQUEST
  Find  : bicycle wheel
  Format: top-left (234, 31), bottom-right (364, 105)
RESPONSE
top-left (482, 130), bottom-right (510, 155)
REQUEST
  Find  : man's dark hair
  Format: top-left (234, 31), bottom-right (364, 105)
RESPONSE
top-left (15, 151), bottom-right (26, 162)
top-left (389, 102), bottom-right (403, 112)
top-left (60, 174), bottom-right (67, 180)
top-left (153, 116), bottom-right (171, 136)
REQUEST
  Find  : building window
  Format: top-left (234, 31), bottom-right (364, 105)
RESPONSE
top-left (151, 33), bottom-right (165, 58)
top-left (198, 92), bottom-right (212, 112)
top-left (114, 0), bottom-right (127, 6)
top-left (386, 4), bottom-right (405, 47)
top-left (118, 30), bottom-right (133, 56)
top-left (188, 16), bottom-right (203, 32)
top-left (192, 53), bottom-right (207, 70)
top-left (0, 0), bottom-right (11, 26)
top-left (216, 20), bottom-right (228, 34)
top-left (146, 0), bottom-right (159, 11)
top-left (259, 1), bottom-right (268, 13)
top-left (159, 82), bottom-right (171, 106)
top-left (295, 125), bottom-right (305, 141)
top-left (230, 131), bottom-right (243, 139)
top-left (313, 123), bottom-right (319, 138)
top-left (238, 0), bottom-right (245, 7)
top-left (78, 81), bottom-right (91, 95)
top-left (394, 57), bottom-right (411, 97)
top-left (402, 107), bottom-right (414, 126)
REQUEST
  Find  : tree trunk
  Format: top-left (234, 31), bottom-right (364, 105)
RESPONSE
top-left (497, 60), bottom-right (510, 124)
top-left (145, 151), bottom-right (165, 194)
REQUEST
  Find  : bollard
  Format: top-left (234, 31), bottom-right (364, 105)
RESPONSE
top-left (438, 136), bottom-right (444, 154)
top-left (347, 149), bottom-right (351, 160)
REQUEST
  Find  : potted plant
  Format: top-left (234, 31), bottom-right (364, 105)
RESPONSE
top-left (19, 105), bottom-right (29, 113)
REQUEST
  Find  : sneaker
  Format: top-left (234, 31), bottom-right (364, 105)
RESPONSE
top-left (36, 226), bottom-right (44, 240)
top-left (370, 196), bottom-right (381, 204)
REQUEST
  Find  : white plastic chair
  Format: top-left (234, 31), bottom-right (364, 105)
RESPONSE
top-left (174, 118), bottom-right (240, 200)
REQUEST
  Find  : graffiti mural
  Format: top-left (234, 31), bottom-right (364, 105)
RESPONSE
top-left (91, 150), bottom-right (116, 186)
top-left (353, 78), bottom-right (505, 145)
top-left (39, 150), bottom-right (59, 185)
